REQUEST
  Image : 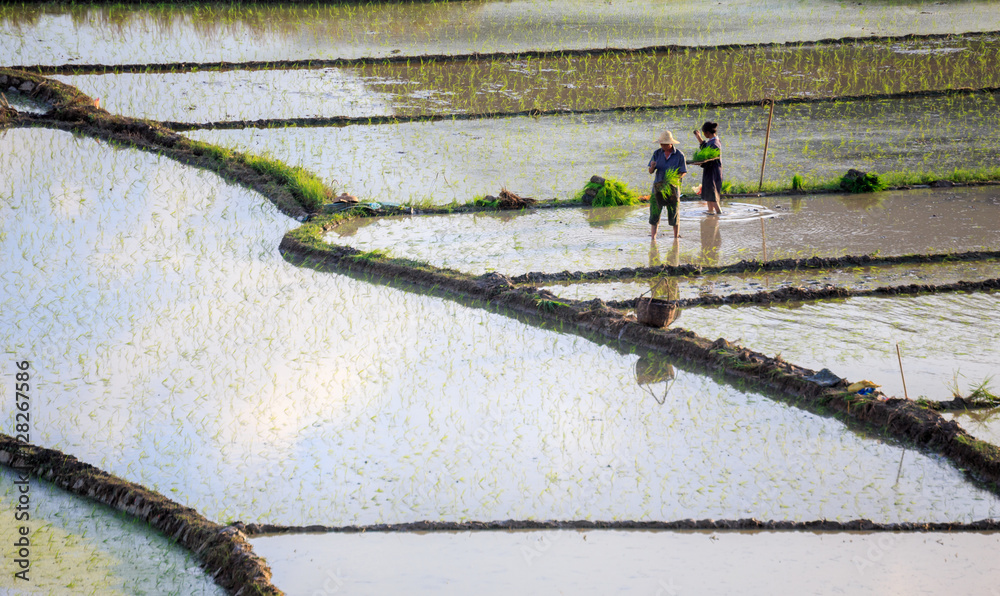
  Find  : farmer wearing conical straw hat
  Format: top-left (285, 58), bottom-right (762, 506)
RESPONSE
top-left (647, 130), bottom-right (687, 239)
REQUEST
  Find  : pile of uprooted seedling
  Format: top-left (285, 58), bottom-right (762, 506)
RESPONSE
top-left (476, 187), bottom-right (537, 209)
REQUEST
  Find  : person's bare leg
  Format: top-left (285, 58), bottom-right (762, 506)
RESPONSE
top-left (650, 223), bottom-right (658, 238)
top-left (673, 224), bottom-right (680, 239)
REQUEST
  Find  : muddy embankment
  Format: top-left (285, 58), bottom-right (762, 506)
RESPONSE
top-left (0, 68), bottom-right (313, 219)
top-left (164, 88), bottom-right (1000, 132)
top-left (238, 517), bottom-right (1000, 536)
top-left (0, 435), bottom-right (282, 596)
top-left (514, 250), bottom-right (1000, 285)
top-left (2, 69), bottom-right (999, 569)
top-left (17, 30), bottom-right (1000, 75)
top-left (604, 277), bottom-right (1000, 311)
top-left (281, 225), bottom-right (1000, 494)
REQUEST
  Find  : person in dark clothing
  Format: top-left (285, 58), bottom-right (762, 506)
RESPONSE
top-left (693, 121), bottom-right (723, 215)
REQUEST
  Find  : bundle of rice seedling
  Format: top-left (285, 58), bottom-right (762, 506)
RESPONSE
top-left (840, 169), bottom-right (886, 193)
top-left (575, 176), bottom-right (640, 207)
top-left (661, 168), bottom-right (681, 190)
top-left (692, 146), bottom-right (721, 162)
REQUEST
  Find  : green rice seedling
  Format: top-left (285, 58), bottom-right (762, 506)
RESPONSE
top-left (574, 176), bottom-right (640, 207)
top-left (692, 146), bottom-right (720, 162)
top-left (968, 376), bottom-right (999, 404)
top-left (791, 174), bottom-right (804, 191)
top-left (840, 171), bottom-right (886, 193)
top-left (661, 168), bottom-right (681, 190)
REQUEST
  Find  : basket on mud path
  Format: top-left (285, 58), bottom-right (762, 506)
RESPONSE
top-left (636, 297), bottom-right (678, 327)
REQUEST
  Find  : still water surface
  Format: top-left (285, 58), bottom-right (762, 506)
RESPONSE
top-left (2, 128), bottom-right (996, 528)
top-left (5, 0), bottom-right (999, 65)
top-left (325, 189), bottom-right (1000, 274)
top-left (0, 467), bottom-right (222, 595)
top-left (188, 92), bottom-right (1000, 205)
top-left (252, 529), bottom-right (1000, 596)
top-left (54, 35), bottom-right (1000, 122)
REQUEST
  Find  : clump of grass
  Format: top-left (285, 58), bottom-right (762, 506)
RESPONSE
top-left (692, 146), bottom-right (720, 162)
top-left (840, 171), bottom-right (886, 193)
top-left (350, 248), bottom-right (391, 261)
top-left (473, 196), bottom-right (499, 208)
top-left (186, 139), bottom-right (232, 162)
top-left (240, 152), bottom-right (329, 212)
top-left (286, 222), bottom-right (326, 247)
top-left (791, 174), bottom-right (804, 191)
top-left (575, 176), bottom-right (639, 207)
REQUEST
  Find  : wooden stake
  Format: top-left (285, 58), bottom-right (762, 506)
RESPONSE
top-left (760, 216), bottom-right (767, 262)
top-left (896, 343), bottom-right (909, 400)
top-left (759, 98), bottom-right (775, 192)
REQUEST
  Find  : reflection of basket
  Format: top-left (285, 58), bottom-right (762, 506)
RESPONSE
top-left (636, 297), bottom-right (678, 327)
top-left (634, 355), bottom-right (677, 405)
top-left (635, 357), bottom-right (676, 385)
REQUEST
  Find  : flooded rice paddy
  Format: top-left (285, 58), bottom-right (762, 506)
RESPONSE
top-left (543, 259), bottom-right (1000, 303)
top-left (252, 529), bottom-right (1000, 596)
top-left (5, 0), bottom-right (1000, 65)
top-left (4, 3), bottom-right (1000, 593)
top-left (54, 34), bottom-right (1000, 121)
top-left (325, 188), bottom-right (1000, 274)
top-left (0, 467), bottom-right (222, 595)
top-left (188, 92), bottom-right (1000, 205)
top-left (678, 292), bottom-right (1000, 402)
top-left (2, 128), bottom-right (998, 532)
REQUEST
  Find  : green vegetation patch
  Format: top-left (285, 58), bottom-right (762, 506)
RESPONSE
top-left (692, 146), bottom-right (721, 162)
top-left (240, 152), bottom-right (330, 212)
top-left (840, 170), bottom-right (887, 193)
top-left (575, 176), bottom-right (640, 207)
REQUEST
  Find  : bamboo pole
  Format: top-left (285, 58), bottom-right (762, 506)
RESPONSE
top-left (760, 216), bottom-right (767, 262)
top-left (896, 343), bottom-right (909, 400)
top-left (759, 98), bottom-right (775, 192)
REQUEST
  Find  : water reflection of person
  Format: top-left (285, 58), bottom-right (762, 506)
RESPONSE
top-left (700, 214), bottom-right (721, 265)
top-left (648, 237), bottom-right (680, 300)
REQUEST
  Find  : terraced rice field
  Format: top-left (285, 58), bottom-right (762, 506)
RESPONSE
top-left (2, 1), bottom-right (1000, 594)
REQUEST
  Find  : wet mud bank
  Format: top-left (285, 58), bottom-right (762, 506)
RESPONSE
top-left (0, 68), bottom-right (314, 219)
top-left (8, 69), bottom-right (1000, 530)
top-left (19, 30), bottom-right (1000, 76)
top-left (605, 277), bottom-right (1000, 311)
top-left (280, 229), bottom-right (1000, 494)
top-left (0, 435), bottom-right (282, 596)
top-left (512, 250), bottom-right (1000, 285)
top-left (237, 517), bottom-right (1000, 536)
top-left (163, 87), bottom-right (1000, 131)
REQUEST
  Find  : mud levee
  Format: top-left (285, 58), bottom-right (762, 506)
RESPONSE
top-left (280, 231), bottom-right (1000, 494)
top-left (238, 517), bottom-right (1000, 536)
top-left (18, 30), bottom-right (1000, 75)
top-left (0, 435), bottom-right (283, 596)
top-left (604, 277), bottom-right (1000, 311)
top-left (512, 250), bottom-right (1000, 285)
top-left (0, 68), bottom-right (314, 219)
top-left (162, 87), bottom-right (1000, 132)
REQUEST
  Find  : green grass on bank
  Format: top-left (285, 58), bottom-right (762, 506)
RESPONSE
top-left (184, 139), bottom-right (330, 212)
top-left (727, 165), bottom-right (1000, 195)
